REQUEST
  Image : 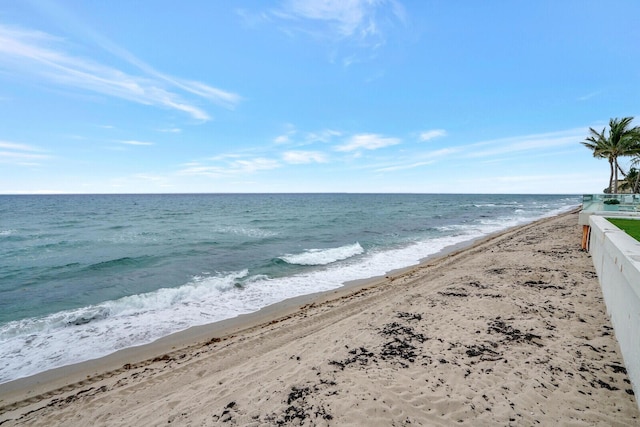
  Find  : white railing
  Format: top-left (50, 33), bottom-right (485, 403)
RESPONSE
top-left (582, 194), bottom-right (640, 213)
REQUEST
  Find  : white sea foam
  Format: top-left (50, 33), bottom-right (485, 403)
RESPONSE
top-left (0, 236), bottom-right (462, 383)
top-left (280, 243), bottom-right (364, 265)
top-left (0, 270), bottom-right (249, 383)
top-left (216, 226), bottom-right (277, 239)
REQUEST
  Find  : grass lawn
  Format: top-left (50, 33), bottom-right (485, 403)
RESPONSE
top-left (607, 218), bottom-right (640, 242)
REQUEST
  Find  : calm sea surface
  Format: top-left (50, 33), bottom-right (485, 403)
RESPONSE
top-left (0, 193), bottom-right (580, 383)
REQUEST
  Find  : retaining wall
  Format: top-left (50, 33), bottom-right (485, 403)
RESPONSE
top-left (589, 215), bottom-right (640, 408)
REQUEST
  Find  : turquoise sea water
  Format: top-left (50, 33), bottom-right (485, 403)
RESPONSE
top-left (0, 193), bottom-right (580, 383)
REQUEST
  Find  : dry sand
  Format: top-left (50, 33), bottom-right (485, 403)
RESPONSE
top-left (1, 210), bottom-right (638, 426)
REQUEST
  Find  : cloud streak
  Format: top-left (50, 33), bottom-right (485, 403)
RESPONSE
top-left (119, 140), bottom-right (154, 146)
top-left (274, 126), bottom-right (342, 146)
top-left (464, 128), bottom-right (586, 158)
top-left (375, 161), bottom-right (434, 173)
top-left (367, 146), bottom-right (459, 173)
top-left (335, 133), bottom-right (401, 152)
top-left (283, 150), bottom-right (327, 164)
top-left (273, 0), bottom-right (406, 47)
top-left (419, 129), bottom-right (447, 142)
top-left (0, 24), bottom-right (240, 121)
top-left (355, 127), bottom-right (584, 175)
top-left (0, 141), bottom-right (49, 165)
top-left (179, 157), bottom-right (281, 177)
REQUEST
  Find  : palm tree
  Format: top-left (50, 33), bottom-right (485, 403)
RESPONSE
top-left (618, 167), bottom-right (637, 193)
top-left (631, 156), bottom-right (640, 193)
top-left (581, 117), bottom-right (640, 194)
top-left (583, 127), bottom-right (614, 192)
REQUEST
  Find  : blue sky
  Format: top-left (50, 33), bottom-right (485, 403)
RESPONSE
top-left (1, 0), bottom-right (639, 194)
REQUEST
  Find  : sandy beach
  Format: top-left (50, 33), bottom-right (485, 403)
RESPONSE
top-left (1, 210), bottom-right (638, 426)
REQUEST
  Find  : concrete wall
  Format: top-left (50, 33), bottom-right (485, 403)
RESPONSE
top-left (589, 215), bottom-right (640, 407)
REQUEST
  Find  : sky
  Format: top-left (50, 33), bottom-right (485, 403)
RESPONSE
top-left (1, 0), bottom-right (639, 195)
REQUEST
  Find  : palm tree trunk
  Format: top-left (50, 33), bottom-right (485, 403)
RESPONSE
top-left (617, 164), bottom-right (627, 178)
top-left (609, 158), bottom-right (615, 193)
top-left (614, 158), bottom-right (619, 194)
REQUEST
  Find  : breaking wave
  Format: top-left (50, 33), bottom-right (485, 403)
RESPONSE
top-left (279, 243), bottom-right (364, 266)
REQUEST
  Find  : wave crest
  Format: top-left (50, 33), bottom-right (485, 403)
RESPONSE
top-left (280, 243), bottom-right (364, 266)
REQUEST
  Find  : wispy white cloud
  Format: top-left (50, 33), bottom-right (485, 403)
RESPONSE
top-left (335, 133), bottom-right (401, 152)
top-left (577, 91), bottom-right (601, 102)
top-left (27, 1), bottom-right (242, 111)
top-left (157, 127), bottom-right (182, 133)
top-left (271, 0), bottom-right (406, 60)
top-left (172, 80), bottom-right (241, 110)
top-left (0, 141), bottom-right (42, 152)
top-left (373, 129), bottom-right (584, 173)
top-left (236, 8), bottom-right (273, 28)
top-left (234, 158), bottom-right (281, 172)
top-left (283, 150), bottom-right (327, 164)
top-left (0, 140), bottom-right (49, 165)
top-left (278, 0), bottom-right (373, 38)
top-left (179, 157), bottom-right (281, 177)
top-left (275, 126), bottom-right (342, 146)
top-left (305, 129), bottom-right (342, 143)
top-left (119, 140), bottom-right (154, 146)
top-left (465, 128), bottom-right (586, 158)
top-left (206, 153), bottom-right (245, 162)
top-left (0, 151), bottom-right (49, 161)
top-left (0, 24), bottom-right (240, 121)
top-left (426, 147), bottom-right (461, 158)
top-left (419, 129), bottom-right (447, 142)
top-left (366, 146), bottom-right (459, 172)
top-left (375, 160), bottom-right (434, 173)
top-left (177, 164), bottom-right (221, 177)
top-left (274, 134), bottom-right (291, 144)
top-left (276, 0), bottom-right (405, 42)
top-left (274, 124), bottom-right (297, 144)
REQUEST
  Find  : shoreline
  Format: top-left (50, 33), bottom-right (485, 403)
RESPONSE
top-left (0, 211), bottom-right (567, 404)
top-left (0, 206), bottom-right (580, 395)
top-left (2, 208), bottom-right (637, 425)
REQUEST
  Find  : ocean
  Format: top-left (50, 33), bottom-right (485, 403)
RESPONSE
top-left (0, 193), bottom-right (580, 383)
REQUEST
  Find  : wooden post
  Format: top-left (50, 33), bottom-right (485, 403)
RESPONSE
top-left (581, 225), bottom-right (591, 250)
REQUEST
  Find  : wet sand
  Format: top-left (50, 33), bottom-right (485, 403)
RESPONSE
top-left (1, 210), bottom-right (638, 426)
